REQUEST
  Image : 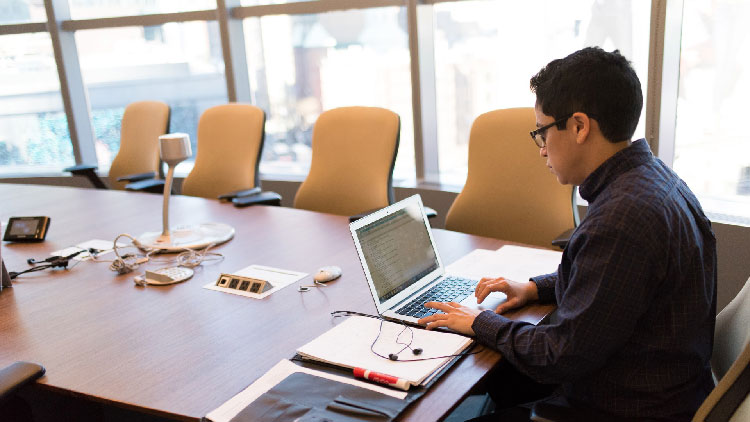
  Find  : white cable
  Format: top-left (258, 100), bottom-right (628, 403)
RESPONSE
top-left (176, 243), bottom-right (223, 268)
top-left (108, 235), bottom-right (223, 275)
top-left (109, 233), bottom-right (156, 274)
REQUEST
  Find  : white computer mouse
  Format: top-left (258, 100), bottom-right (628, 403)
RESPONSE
top-left (313, 266), bottom-right (342, 283)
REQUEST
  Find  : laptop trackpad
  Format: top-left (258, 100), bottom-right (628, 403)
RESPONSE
top-left (461, 292), bottom-right (507, 313)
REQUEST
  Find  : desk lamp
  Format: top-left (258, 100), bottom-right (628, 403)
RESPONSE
top-left (137, 133), bottom-right (234, 251)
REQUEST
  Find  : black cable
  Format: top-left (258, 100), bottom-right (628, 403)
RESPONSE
top-left (369, 318), bottom-right (479, 362)
top-left (10, 248), bottom-right (94, 279)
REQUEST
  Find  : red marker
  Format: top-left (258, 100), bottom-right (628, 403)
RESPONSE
top-left (353, 367), bottom-right (411, 391)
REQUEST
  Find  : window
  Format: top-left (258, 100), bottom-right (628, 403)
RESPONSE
top-left (75, 22), bottom-right (227, 168)
top-left (244, 7), bottom-right (415, 180)
top-left (0, 33), bottom-right (74, 174)
top-left (432, 0), bottom-right (651, 186)
top-left (672, 0), bottom-right (750, 221)
top-left (0, 1), bottom-right (748, 224)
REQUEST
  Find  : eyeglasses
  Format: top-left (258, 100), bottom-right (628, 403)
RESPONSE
top-left (529, 114), bottom-right (572, 148)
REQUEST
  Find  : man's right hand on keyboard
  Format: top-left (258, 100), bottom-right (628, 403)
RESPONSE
top-left (475, 277), bottom-right (539, 314)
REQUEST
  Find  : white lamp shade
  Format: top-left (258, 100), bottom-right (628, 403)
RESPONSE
top-left (159, 133), bottom-right (192, 167)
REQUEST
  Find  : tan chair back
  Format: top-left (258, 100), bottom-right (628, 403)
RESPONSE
top-left (181, 104), bottom-right (265, 199)
top-left (445, 108), bottom-right (574, 248)
top-left (108, 101), bottom-right (170, 190)
top-left (294, 106), bottom-right (400, 216)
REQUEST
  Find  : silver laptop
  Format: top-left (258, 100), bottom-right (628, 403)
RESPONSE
top-left (349, 194), bottom-right (505, 325)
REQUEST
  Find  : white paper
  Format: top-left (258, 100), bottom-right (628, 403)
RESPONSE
top-left (50, 239), bottom-right (126, 261)
top-left (204, 359), bottom-right (406, 422)
top-left (203, 265), bottom-right (306, 299)
top-left (446, 245), bottom-right (561, 282)
top-left (297, 316), bottom-right (473, 386)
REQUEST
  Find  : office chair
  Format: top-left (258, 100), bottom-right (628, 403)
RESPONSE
top-left (691, 275), bottom-right (750, 421)
top-left (181, 104), bottom-right (281, 205)
top-left (530, 276), bottom-right (750, 422)
top-left (0, 361), bottom-right (45, 420)
top-left (64, 101), bottom-right (170, 193)
top-left (293, 106), bottom-right (402, 217)
top-left (445, 108), bottom-right (576, 249)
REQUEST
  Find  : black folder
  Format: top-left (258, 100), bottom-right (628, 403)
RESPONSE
top-left (229, 372), bottom-right (408, 422)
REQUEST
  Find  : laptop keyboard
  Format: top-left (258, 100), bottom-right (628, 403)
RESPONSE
top-left (395, 276), bottom-right (478, 319)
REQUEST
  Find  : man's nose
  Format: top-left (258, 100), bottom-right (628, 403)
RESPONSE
top-left (539, 146), bottom-right (547, 157)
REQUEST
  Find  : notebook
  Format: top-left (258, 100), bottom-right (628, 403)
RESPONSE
top-left (349, 194), bottom-right (506, 325)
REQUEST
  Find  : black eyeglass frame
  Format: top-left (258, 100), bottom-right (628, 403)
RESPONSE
top-left (529, 113), bottom-right (573, 148)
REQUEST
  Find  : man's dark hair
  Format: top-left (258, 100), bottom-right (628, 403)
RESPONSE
top-left (530, 47), bottom-right (642, 143)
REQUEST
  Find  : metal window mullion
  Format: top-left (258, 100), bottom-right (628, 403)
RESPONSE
top-left (420, 0), bottom-right (461, 4)
top-left (407, 0), bottom-right (439, 183)
top-left (217, 0), bottom-right (251, 103)
top-left (61, 10), bottom-right (217, 31)
top-left (232, 0), bottom-right (404, 19)
top-left (645, 0), bottom-right (683, 167)
top-left (0, 22), bottom-right (47, 35)
top-left (45, 0), bottom-right (97, 166)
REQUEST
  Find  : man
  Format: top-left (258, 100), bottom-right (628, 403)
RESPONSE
top-left (419, 47), bottom-right (717, 421)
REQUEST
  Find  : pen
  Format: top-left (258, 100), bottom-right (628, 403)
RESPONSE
top-left (353, 367), bottom-right (411, 391)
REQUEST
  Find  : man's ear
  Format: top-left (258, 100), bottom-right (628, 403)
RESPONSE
top-left (571, 112), bottom-right (590, 145)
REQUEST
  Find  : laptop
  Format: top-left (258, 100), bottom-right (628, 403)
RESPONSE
top-left (349, 194), bottom-right (506, 325)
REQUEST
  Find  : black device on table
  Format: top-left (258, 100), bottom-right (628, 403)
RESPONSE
top-left (3, 217), bottom-right (50, 242)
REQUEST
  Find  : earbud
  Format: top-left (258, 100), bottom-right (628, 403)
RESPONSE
top-left (412, 348), bottom-right (423, 356)
top-left (388, 353), bottom-right (399, 361)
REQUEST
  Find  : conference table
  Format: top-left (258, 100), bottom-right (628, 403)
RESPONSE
top-left (0, 184), bottom-right (553, 421)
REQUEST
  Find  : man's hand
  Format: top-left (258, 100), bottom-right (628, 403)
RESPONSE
top-left (418, 302), bottom-right (481, 336)
top-left (475, 277), bottom-right (539, 314)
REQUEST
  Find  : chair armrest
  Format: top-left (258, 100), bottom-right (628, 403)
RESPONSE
top-left (0, 362), bottom-right (45, 403)
top-left (551, 228), bottom-right (575, 250)
top-left (349, 206), bottom-right (438, 222)
top-left (63, 164), bottom-right (108, 189)
top-left (125, 179), bottom-right (166, 194)
top-left (116, 172), bottom-right (157, 183)
top-left (218, 187), bottom-right (261, 202)
top-left (63, 164), bottom-right (98, 174)
top-left (348, 207), bottom-right (385, 222)
top-left (232, 191), bottom-right (282, 207)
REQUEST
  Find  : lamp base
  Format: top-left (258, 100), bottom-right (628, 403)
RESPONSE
top-left (137, 222), bottom-right (235, 251)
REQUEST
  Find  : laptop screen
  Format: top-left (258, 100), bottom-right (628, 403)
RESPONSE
top-left (354, 199), bottom-right (438, 303)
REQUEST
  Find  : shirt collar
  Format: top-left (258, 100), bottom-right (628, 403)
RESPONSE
top-left (578, 138), bottom-right (653, 202)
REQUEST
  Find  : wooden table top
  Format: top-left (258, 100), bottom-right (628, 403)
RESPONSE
top-left (0, 184), bottom-right (553, 421)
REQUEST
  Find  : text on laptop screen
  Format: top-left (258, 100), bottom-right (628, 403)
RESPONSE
top-left (355, 203), bottom-right (438, 303)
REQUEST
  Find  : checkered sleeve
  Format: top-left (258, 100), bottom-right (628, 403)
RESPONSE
top-left (471, 206), bottom-right (669, 384)
top-left (530, 272), bottom-right (557, 304)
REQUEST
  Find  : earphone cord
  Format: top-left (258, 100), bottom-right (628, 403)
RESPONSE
top-left (330, 311), bottom-right (481, 363)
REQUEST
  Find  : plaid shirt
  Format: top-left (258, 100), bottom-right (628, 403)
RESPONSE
top-left (472, 139), bottom-right (717, 420)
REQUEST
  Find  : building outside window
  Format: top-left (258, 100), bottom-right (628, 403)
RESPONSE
top-left (75, 21), bottom-right (227, 169)
top-left (244, 8), bottom-right (415, 180)
top-left (672, 0), bottom-right (750, 222)
top-left (0, 32), bottom-right (74, 173)
top-left (432, 0), bottom-right (650, 186)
